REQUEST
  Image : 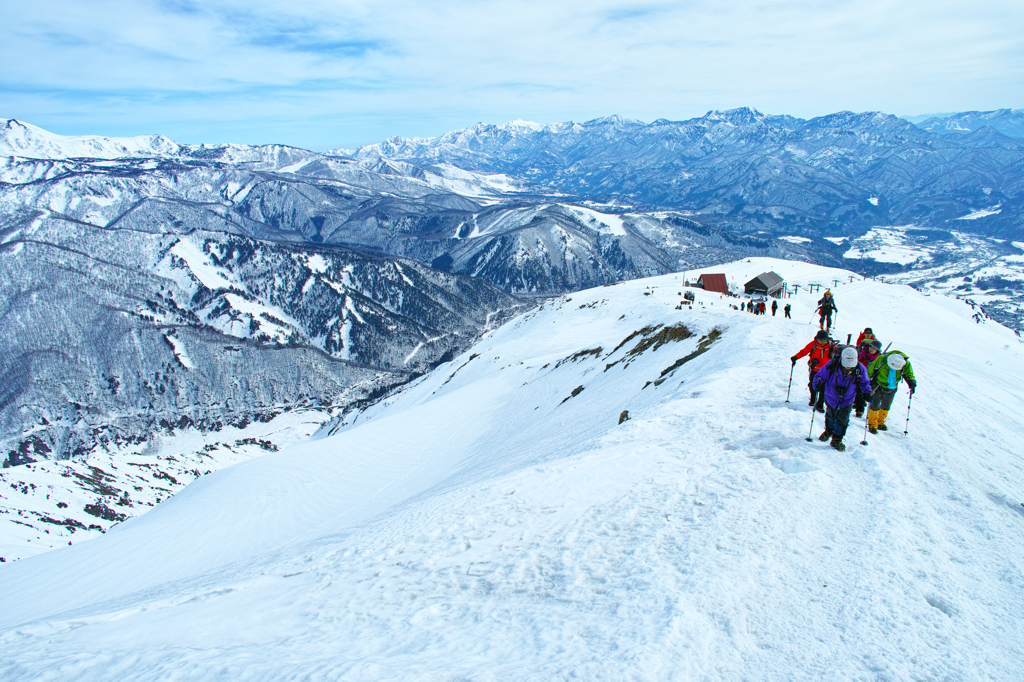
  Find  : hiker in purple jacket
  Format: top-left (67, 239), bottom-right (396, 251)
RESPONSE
top-left (812, 346), bottom-right (872, 452)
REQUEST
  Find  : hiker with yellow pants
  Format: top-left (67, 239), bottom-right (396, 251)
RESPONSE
top-left (866, 351), bottom-right (917, 434)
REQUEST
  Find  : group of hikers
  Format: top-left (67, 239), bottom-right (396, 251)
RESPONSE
top-left (742, 298), bottom-right (792, 318)
top-left (790, 293), bottom-right (918, 452)
top-left (745, 296), bottom-right (790, 319)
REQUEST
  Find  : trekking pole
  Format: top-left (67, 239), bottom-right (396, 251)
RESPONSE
top-left (785, 363), bottom-right (795, 402)
top-left (859, 411), bottom-right (870, 446)
top-left (904, 392), bottom-right (913, 435)
top-left (805, 405), bottom-right (817, 442)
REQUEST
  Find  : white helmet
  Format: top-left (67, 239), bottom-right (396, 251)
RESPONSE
top-left (887, 354), bottom-right (906, 371)
top-left (841, 347), bottom-right (858, 368)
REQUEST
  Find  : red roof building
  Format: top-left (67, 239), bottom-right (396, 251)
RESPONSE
top-left (697, 273), bottom-right (729, 295)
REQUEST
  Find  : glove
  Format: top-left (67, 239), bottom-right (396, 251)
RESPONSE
top-left (908, 381), bottom-right (917, 395)
top-left (791, 356), bottom-right (797, 365)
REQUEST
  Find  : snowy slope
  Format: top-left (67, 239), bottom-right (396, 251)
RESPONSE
top-left (0, 410), bottom-right (333, 562)
top-left (1, 258), bottom-right (1022, 680)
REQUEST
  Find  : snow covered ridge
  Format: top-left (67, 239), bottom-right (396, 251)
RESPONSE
top-left (1, 257), bottom-right (1021, 679)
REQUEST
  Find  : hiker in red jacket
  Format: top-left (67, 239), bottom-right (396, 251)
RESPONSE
top-left (856, 327), bottom-right (876, 347)
top-left (792, 329), bottom-right (832, 412)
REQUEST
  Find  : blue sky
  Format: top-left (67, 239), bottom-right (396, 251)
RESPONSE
top-left (2, 0), bottom-right (1022, 150)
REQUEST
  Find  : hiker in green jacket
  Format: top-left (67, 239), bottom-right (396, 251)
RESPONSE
top-left (866, 351), bottom-right (917, 434)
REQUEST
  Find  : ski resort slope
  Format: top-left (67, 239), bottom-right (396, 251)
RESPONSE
top-left (2, 258), bottom-right (1023, 681)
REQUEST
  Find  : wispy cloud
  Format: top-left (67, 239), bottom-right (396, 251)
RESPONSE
top-left (603, 3), bottom-right (676, 23)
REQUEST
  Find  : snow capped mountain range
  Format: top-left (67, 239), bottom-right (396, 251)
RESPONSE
top-left (349, 107), bottom-right (1024, 242)
top-left (2, 257), bottom-right (1021, 678)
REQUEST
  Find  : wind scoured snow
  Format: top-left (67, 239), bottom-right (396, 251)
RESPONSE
top-left (1, 258), bottom-right (1022, 680)
top-left (779, 235), bottom-right (811, 244)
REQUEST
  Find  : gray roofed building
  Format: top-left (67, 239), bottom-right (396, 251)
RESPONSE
top-left (745, 271), bottom-right (785, 297)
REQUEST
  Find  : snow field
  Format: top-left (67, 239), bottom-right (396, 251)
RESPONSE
top-left (1, 258), bottom-right (1022, 680)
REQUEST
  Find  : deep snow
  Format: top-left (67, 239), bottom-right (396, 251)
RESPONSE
top-left (1, 257), bottom-right (1022, 681)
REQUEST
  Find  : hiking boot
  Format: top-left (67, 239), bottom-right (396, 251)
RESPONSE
top-left (877, 424), bottom-right (888, 431)
top-left (815, 405), bottom-right (825, 413)
top-left (869, 426), bottom-right (878, 435)
top-left (830, 438), bottom-right (846, 452)
top-left (818, 430), bottom-right (832, 442)
top-left (854, 410), bottom-right (864, 418)
top-left (808, 398), bottom-right (816, 406)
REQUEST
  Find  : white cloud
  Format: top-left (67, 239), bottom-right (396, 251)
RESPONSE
top-left (2, 0), bottom-right (1022, 149)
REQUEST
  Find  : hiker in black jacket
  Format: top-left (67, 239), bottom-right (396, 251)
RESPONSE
top-left (817, 290), bottom-right (837, 330)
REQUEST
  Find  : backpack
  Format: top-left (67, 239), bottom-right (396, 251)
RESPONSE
top-left (826, 343), bottom-right (846, 374)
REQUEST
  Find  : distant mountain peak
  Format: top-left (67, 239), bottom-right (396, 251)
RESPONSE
top-left (0, 119), bottom-right (182, 160)
top-left (702, 107), bottom-right (766, 124)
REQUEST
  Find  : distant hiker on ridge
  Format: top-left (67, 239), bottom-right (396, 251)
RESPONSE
top-left (813, 346), bottom-right (872, 451)
top-left (784, 303), bottom-right (791, 319)
top-left (772, 300), bottom-right (778, 317)
top-left (816, 290), bottom-right (837, 330)
top-left (792, 329), bottom-right (833, 412)
top-left (867, 351), bottom-right (917, 434)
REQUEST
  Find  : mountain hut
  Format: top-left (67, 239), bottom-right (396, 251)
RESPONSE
top-left (744, 271), bottom-right (785, 297)
top-left (696, 273), bottom-right (729, 295)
